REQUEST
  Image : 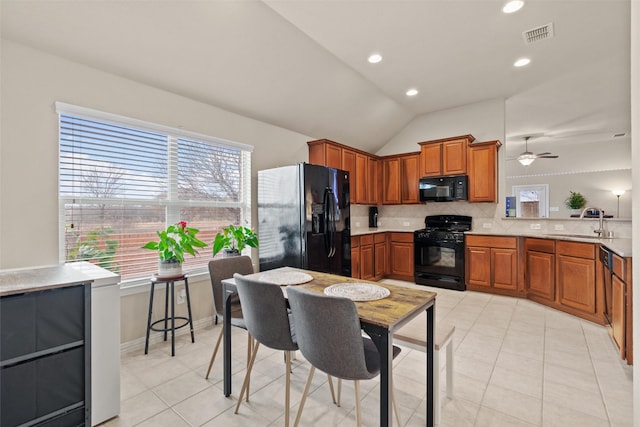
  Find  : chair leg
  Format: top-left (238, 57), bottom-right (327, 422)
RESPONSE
top-left (327, 375), bottom-right (337, 404)
top-left (246, 334), bottom-right (253, 401)
top-left (235, 341), bottom-right (260, 414)
top-left (354, 380), bottom-right (361, 427)
top-left (337, 378), bottom-right (342, 406)
top-left (285, 351), bottom-right (292, 427)
top-left (294, 365), bottom-right (316, 427)
top-left (205, 328), bottom-right (224, 379)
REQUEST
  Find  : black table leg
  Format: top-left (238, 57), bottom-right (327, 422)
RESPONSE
top-left (426, 301), bottom-right (435, 427)
top-left (163, 280), bottom-right (169, 342)
top-left (362, 323), bottom-right (391, 427)
top-left (223, 285), bottom-right (233, 397)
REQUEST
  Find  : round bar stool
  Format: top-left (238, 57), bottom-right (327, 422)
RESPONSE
top-left (144, 274), bottom-right (194, 356)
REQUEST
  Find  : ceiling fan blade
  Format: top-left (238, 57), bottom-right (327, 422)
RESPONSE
top-left (536, 155), bottom-right (559, 159)
top-left (536, 152), bottom-right (552, 156)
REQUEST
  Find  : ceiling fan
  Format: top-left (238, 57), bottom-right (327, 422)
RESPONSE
top-left (516, 136), bottom-right (559, 166)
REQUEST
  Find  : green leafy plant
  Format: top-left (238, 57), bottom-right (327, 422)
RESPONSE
top-left (142, 221), bottom-right (207, 262)
top-left (565, 191), bottom-right (587, 210)
top-left (212, 224), bottom-right (258, 256)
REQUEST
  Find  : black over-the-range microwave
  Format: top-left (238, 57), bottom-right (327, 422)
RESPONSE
top-left (419, 175), bottom-right (468, 202)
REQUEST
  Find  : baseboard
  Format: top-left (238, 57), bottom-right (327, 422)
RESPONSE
top-left (120, 316), bottom-right (214, 353)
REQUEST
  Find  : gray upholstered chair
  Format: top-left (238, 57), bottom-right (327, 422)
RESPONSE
top-left (286, 286), bottom-right (402, 427)
top-left (205, 256), bottom-right (255, 380)
top-left (232, 273), bottom-right (299, 427)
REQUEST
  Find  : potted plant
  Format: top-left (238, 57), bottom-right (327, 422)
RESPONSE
top-left (212, 224), bottom-right (258, 257)
top-left (565, 191), bottom-right (587, 215)
top-left (142, 221), bottom-right (207, 276)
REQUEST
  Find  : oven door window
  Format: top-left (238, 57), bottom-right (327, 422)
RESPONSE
top-left (415, 240), bottom-right (464, 276)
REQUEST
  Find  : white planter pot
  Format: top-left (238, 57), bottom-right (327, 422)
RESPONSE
top-left (158, 259), bottom-right (182, 277)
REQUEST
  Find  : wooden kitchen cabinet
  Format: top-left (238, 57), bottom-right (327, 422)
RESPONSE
top-left (418, 135), bottom-right (474, 177)
top-left (374, 233), bottom-right (387, 280)
top-left (611, 253), bottom-right (633, 364)
top-left (382, 152), bottom-right (420, 204)
top-left (308, 138), bottom-right (342, 169)
top-left (467, 140), bottom-right (501, 203)
top-left (359, 234), bottom-right (375, 280)
top-left (353, 233), bottom-right (386, 280)
top-left (556, 241), bottom-right (597, 316)
top-left (465, 235), bottom-right (521, 295)
top-left (525, 238), bottom-right (555, 301)
top-left (351, 236), bottom-right (360, 279)
top-left (308, 139), bottom-right (380, 205)
top-left (388, 233), bottom-right (414, 281)
top-left (466, 245), bottom-right (491, 287)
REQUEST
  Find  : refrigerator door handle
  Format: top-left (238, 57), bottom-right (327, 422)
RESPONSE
top-left (323, 188), bottom-right (332, 257)
top-left (324, 187), bottom-right (337, 258)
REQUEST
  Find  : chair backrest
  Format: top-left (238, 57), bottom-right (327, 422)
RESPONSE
top-left (208, 256), bottom-right (254, 318)
top-left (233, 273), bottom-right (298, 352)
top-left (286, 286), bottom-right (374, 380)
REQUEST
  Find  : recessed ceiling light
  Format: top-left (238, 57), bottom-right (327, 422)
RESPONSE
top-left (514, 58), bottom-right (531, 67)
top-left (406, 88), bottom-right (419, 97)
top-left (368, 53), bottom-right (382, 64)
top-left (502, 0), bottom-right (524, 13)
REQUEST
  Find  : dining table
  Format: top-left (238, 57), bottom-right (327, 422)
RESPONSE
top-left (221, 267), bottom-right (437, 427)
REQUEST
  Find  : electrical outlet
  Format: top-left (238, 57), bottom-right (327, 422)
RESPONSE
top-left (530, 223), bottom-right (541, 230)
top-left (550, 206), bottom-right (559, 212)
top-left (554, 224), bottom-right (564, 231)
top-left (482, 223), bottom-right (492, 229)
top-left (403, 221), bottom-right (411, 226)
top-left (355, 222), bottom-right (361, 227)
top-left (177, 289), bottom-right (186, 304)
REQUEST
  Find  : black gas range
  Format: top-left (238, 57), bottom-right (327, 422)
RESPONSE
top-left (414, 215), bottom-right (472, 291)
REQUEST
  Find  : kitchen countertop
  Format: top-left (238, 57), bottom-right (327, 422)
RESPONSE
top-left (0, 262), bottom-right (119, 296)
top-left (465, 231), bottom-right (632, 258)
top-left (351, 227), bottom-right (415, 236)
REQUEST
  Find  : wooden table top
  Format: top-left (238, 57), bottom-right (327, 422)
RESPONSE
top-left (243, 267), bottom-right (437, 331)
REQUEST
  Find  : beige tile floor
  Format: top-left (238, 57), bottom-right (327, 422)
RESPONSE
top-left (103, 279), bottom-right (633, 426)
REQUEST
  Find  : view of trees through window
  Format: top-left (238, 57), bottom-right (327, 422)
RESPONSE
top-left (59, 111), bottom-right (251, 283)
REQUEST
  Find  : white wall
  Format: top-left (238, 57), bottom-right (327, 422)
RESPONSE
top-left (376, 98), bottom-right (506, 156)
top-left (0, 39), bottom-right (310, 345)
top-left (0, 39), bottom-right (309, 270)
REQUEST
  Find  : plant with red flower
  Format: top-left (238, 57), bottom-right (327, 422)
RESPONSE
top-left (142, 222), bottom-right (207, 263)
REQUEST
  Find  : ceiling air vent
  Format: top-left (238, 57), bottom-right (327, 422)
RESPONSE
top-left (523, 23), bottom-right (554, 44)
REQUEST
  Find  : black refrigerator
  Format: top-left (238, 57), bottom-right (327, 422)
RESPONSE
top-left (258, 163), bottom-right (351, 276)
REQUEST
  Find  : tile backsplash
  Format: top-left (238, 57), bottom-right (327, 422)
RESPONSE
top-left (350, 203), bottom-right (632, 238)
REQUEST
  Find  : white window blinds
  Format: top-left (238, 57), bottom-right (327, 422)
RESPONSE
top-left (57, 103), bottom-right (253, 284)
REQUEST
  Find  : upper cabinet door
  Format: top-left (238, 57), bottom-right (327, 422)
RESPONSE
top-left (382, 157), bottom-right (401, 204)
top-left (420, 143), bottom-right (442, 177)
top-left (401, 153), bottom-right (420, 204)
top-left (442, 140), bottom-right (467, 175)
top-left (468, 140), bottom-right (501, 203)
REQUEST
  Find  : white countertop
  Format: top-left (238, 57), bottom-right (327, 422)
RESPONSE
top-left (465, 231), bottom-right (632, 258)
top-left (350, 227), bottom-right (414, 236)
top-left (0, 261), bottom-right (120, 296)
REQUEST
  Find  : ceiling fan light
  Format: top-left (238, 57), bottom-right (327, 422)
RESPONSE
top-left (518, 153), bottom-right (536, 166)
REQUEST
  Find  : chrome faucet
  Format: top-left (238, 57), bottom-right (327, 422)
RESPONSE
top-left (579, 207), bottom-right (605, 237)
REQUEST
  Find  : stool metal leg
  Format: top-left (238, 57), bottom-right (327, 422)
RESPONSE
top-left (144, 281), bottom-right (156, 354)
top-left (163, 280), bottom-right (170, 342)
top-left (170, 281), bottom-right (176, 356)
top-left (184, 278), bottom-right (195, 343)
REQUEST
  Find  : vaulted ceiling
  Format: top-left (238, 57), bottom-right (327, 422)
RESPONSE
top-left (1, 0), bottom-right (631, 155)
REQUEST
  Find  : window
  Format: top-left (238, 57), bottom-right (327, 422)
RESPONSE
top-left (512, 184), bottom-right (549, 218)
top-left (57, 103), bottom-right (253, 285)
